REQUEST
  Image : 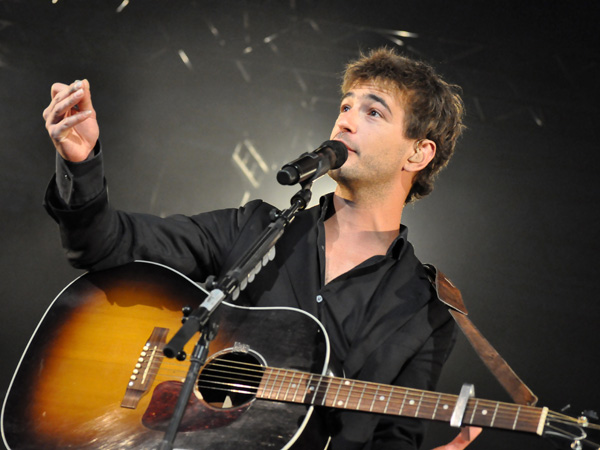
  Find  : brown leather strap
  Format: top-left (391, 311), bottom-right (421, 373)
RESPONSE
top-left (448, 309), bottom-right (538, 406)
top-left (426, 264), bottom-right (538, 406)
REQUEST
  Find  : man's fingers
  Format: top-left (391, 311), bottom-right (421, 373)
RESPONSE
top-left (431, 426), bottom-right (483, 450)
top-left (452, 427), bottom-right (482, 449)
top-left (47, 80), bottom-right (86, 115)
top-left (50, 80), bottom-right (83, 101)
top-left (44, 82), bottom-right (86, 125)
top-left (47, 110), bottom-right (93, 145)
top-left (77, 79), bottom-right (93, 111)
top-left (50, 82), bottom-right (69, 99)
top-left (47, 110), bottom-right (93, 142)
top-left (461, 426), bottom-right (482, 443)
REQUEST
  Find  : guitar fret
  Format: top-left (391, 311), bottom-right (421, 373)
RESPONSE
top-left (344, 381), bottom-right (354, 409)
top-left (356, 382), bottom-right (368, 410)
top-left (383, 385), bottom-right (393, 414)
top-left (331, 379), bottom-right (344, 407)
top-left (469, 399), bottom-right (479, 424)
top-left (260, 368), bottom-right (273, 398)
top-left (291, 372), bottom-right (303, 402)
top-left (512, 405), bottom-right (521, 430)
top-left (369, 386), bottom-right (380, 412)
top-left (322, 377), bottom-right (333, 407)
top-left (274, 369), bottom-right (285, 400)
top-left (490, 402), bottom-right (499, 427)
top-left (432, 394), bottom-right (441, 420)
top-left (283, 371), bottom-right (295, 401)
top-left (400, 391), bottom-right (419, 416)
top-left (398, 389), bottom-right (408, 415)
top-left (308, 374), bottom-right (329, 407)
top-left (414, 391), bottom-right (425, 417)
top-left (307, 374), bottom-right (319, 404)
top-left (439, 395), bottom-right (455, 421)
top-left (268, 369), bottom-right (280, 399)
top-left (293, 372), bottom-right (303, 402)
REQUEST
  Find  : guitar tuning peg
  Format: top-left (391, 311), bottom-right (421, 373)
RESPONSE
top-left (176, 351), bottom-right (187, 361)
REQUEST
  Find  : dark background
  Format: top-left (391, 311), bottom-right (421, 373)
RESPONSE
top-left (1, 1), bottom-right (599, 449)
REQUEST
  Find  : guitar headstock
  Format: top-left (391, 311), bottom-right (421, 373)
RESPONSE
top-left (544, 409), bottom-right (600, 449)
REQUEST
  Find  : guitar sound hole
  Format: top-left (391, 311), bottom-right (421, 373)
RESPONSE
top-left (197, 351), bottom-right (264, 409)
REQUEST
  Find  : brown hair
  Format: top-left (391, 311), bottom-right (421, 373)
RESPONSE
top-left (342, 47), bottom-right (465, 203)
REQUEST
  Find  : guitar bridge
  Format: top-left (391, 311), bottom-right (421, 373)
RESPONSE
top-left (121, 327), bottom-right (169, 409)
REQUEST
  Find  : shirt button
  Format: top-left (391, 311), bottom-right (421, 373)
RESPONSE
top-left (316, 295), bottom-right (323, 303)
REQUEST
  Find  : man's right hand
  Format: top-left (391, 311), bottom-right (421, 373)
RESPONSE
top-left (43, 79), bottom-right (99, 162)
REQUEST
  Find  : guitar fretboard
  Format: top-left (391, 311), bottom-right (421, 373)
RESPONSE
top-left (257, 367), bottom-right (547, 435)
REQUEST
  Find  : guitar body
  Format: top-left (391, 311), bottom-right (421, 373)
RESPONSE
top-left (1, 261), bottom-right (330, 449)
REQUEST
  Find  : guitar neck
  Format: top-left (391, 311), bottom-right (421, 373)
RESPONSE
top-left (257, 367), bottom-right (548, 435)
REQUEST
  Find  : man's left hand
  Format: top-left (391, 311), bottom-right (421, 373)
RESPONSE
top-left (431, 426), bottom-right (482, 450)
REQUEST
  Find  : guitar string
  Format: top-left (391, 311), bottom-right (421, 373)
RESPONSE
top-left (143, 356), bottom-right (593, 429)
top-left (149, 359), bottom-right (544, 424)
top-left (545, 411), bottom-right (600, 430)
top-left (194, 381), bottom-right (544, 428)
top-left (130, 355), bottom-right (591, 430)
top-left (201, 360), bottom-right (545, 420)
top-left (140, 358), bottom-right (547, 426)
top-left (205, 371), bottom-right (541, 423)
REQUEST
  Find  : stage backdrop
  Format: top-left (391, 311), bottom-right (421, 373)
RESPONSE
top-left (1, 1), bottom-right (598, 449)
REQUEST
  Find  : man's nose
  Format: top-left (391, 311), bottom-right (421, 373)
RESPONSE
top-left (335, 111), bottom-right (356, 134)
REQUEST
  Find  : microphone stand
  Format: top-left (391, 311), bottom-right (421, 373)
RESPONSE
top-left (156, 181), bottom-right (315, 450)
top-left (156, 319), bottom-right (217, 450)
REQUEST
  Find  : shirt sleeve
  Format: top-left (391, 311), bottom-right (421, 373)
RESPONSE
top-left (54, 141), bottom-right (104, 207)
top-left (43, 143), bottom-right (273, 282)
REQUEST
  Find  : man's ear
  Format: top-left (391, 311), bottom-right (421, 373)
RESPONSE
top-left (405, 139), bottom-right (436, 172)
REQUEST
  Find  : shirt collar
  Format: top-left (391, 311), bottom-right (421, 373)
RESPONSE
top-left (317, 193), bottom-right (408, 260)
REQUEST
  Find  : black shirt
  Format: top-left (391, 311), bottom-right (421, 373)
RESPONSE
top-left (45, 147), bottom-right (457, 449)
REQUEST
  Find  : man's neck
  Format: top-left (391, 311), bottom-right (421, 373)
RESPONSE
top-left (322, 191), bottom-right (404, 284)
top-left (330, 187), bottom-right (404, 233)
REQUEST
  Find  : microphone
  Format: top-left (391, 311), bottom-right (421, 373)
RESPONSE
top-left (276, 140), bottom-right (348, 185)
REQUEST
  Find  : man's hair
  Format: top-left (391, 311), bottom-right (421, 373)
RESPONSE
top-left (342, 47), bottom-right (465, 203)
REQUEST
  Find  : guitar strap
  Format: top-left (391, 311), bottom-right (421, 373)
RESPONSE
top-left (424, 264), bottom-right (539, 407)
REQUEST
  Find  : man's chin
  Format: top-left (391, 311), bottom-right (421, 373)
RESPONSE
top-left (329, 166), bottom-right (358, 186)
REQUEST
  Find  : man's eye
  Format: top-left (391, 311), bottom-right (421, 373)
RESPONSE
top-left (369, 110), bottom-right (381, 117)
top-left (341, 105), bottom-right (350, 112)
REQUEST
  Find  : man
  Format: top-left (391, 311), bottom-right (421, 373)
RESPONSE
top-left (43, 48), bottom-right (480, 449)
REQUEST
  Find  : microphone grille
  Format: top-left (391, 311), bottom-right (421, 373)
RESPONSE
top-left (321, 140), bottom-right (348, 169)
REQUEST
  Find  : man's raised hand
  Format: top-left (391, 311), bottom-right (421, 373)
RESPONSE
top-left (43, 79), bottom-right (99, 162)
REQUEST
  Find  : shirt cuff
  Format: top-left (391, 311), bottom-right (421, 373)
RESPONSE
top-left (56, 141), bottom-right (105, 207)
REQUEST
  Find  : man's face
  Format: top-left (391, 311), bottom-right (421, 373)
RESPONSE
top-left (329, 82), bottom-right (416, 189)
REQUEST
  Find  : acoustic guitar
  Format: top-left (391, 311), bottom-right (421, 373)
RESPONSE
top-left (1, 261), bottom-right (595, 449)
